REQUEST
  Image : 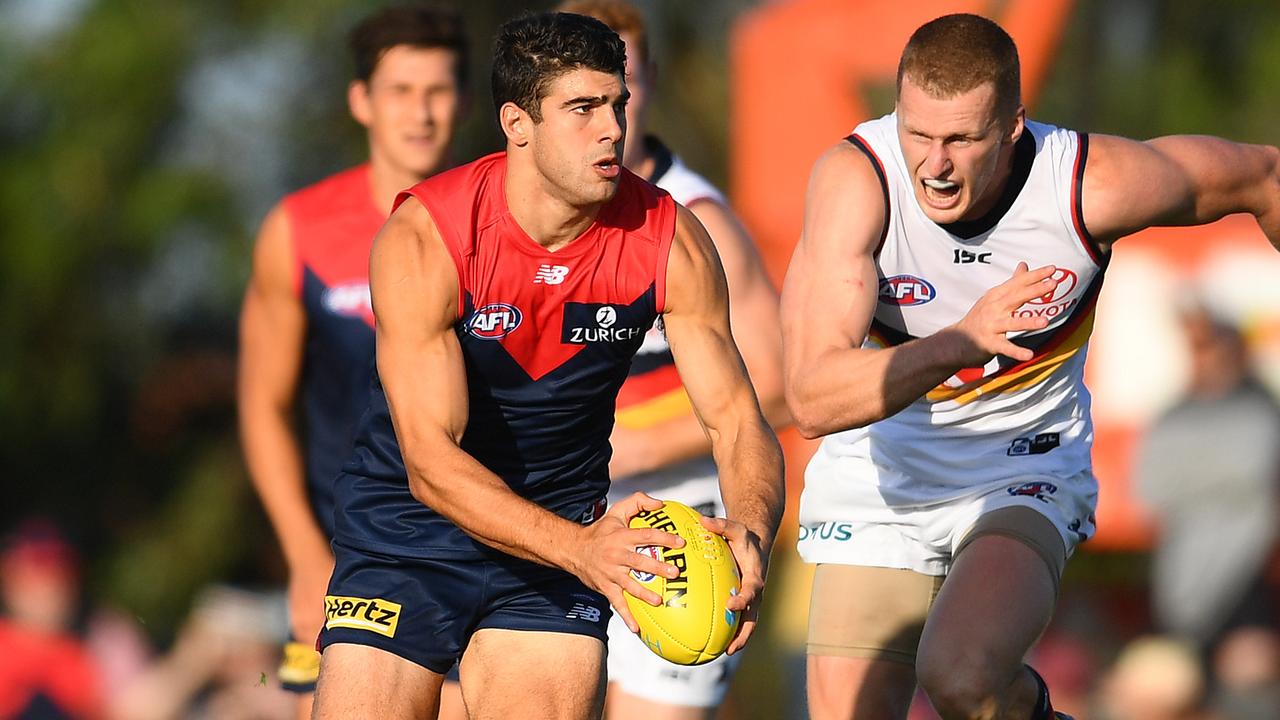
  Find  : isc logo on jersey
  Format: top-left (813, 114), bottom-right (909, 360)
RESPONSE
top-left (466, 303), bottom-right (522, 339)
top-left (879, 275), bottom-right (936, 306)
top-left (625, 501), bottom-right (741, 666)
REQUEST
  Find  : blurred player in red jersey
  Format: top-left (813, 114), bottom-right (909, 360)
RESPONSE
top-left (556, 2), bottom-right (786, 718)
top-left (310, 11), bottom-right (784, 720)
top-left (0, 520), bottom-right (103, 719)
top-left (236, 5), bottom-right (468, 718)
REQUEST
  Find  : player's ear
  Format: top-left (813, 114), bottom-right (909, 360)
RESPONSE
top-left (499, 102), bottom-right (531, 147)
top-left (348, 80), bottom-right (373, 128)
top-left (1007, 104), bottom-right (1026, 144)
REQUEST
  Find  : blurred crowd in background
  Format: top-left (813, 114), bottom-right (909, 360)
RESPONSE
top-left (2, 0), bottom-right (1280, 718)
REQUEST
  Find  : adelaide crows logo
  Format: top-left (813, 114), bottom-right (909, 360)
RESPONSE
top-left (1006, 481), bottom-right (1058, 502)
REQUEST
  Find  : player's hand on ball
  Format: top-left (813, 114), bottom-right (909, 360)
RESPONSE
top-left (700, 515), bottom-right (767, 655)
top-left (573, 492), bottom-right (684, 634)
top-left (948, 262), bottom-right (1060, 366)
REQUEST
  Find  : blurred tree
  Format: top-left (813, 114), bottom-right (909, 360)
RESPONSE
top-left (1042, 0), bottom-right (1280, 143)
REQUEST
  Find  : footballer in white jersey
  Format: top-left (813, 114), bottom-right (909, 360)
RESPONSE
top-left (782, 13), bottom-right (1280, 720)
top-left (798, 112), bottom-right (1101, 576)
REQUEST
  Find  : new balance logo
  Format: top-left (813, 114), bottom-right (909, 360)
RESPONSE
top-left (534, 264), bottom-right (569, 285)
top-left (565, 602), bottom-right (602, 623)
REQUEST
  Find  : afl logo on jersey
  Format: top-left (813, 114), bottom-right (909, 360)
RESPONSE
top-left (879, 275), bottom-right (936, 306)
top-left (1027, 268), bottom-right (1078, 305)
top-left (466, 303), bottom-right (522, 340)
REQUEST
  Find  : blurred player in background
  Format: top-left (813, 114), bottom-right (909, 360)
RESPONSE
top-left (0, 520), bottom-right (102, 720)
top-left (556, 1), bottom-right (786, 718)
top-left (782, 12), bottom-right (1280, 720)
top-left (236, 4), bottom-right (468, 718)
top-left (1136, 305), bottom-right (1280, 651)
top-left (311, 12), bottom-right (783, 720)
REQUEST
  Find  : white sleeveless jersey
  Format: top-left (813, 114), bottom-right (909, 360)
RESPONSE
top-left (609, 138), bottom-right (726, 513)
top-left (800, 113), bottom-right (1106, 530)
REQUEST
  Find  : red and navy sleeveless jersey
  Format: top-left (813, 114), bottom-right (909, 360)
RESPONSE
top-left (283, 164), bottom-right (382, 538)
top-left (336, 152), bottom-right (677, 558)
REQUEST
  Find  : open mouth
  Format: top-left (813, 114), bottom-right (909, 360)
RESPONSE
top-left (593, 157), bottom-right (620, 179)
top-left (921, 177), bottom-right (961, 209)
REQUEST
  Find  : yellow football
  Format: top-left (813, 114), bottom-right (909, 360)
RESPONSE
top-left (625, 500), bottom-right (741, 665)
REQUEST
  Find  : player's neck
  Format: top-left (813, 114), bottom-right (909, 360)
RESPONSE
top-left (367, 156), bottom-right (439, 216)
top-left (505, 159), bottom-right (602, 252)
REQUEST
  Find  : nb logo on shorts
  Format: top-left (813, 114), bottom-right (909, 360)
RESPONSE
top-left (565, 602), bottom-right (601, 623)
top-left (324, 595), bottom-right (402, 638)
top-left (534, 264), bottom-right (570, 285)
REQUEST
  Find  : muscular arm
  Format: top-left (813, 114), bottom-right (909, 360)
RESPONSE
top-left (374, 198), bottom-right (680, 620)
top-left (610, 198), bottom-right (787, 478)
top-left (662, 205), bottom-right (784, 653)
top-left (1084, 133), bottom-right (1280, 250)
top-left (781, 143), bottom-right (1057, 438)
top-left (663, 205), bottom-right (785, 552)
top-left (237, 205), bottom-right (333, 637)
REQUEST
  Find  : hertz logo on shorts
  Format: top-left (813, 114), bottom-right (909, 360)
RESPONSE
top-left (324, 595), bottom-right (402, 638)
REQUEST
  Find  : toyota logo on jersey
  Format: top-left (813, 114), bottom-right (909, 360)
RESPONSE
top-left (878, 274), bottom-right (936, 306)
top-left (1027, 268), bottom-right (1078, 305)
top-left (466, 303), bottom-right (522, 339)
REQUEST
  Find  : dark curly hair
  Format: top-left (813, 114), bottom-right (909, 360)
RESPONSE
top-left (491, 12), bottom-right (626, 123)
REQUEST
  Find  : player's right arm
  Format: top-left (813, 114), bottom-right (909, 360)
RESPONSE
top-left (781, 142), bottom-right (1060, 438)
top-left (237, 203), bottom-right (332, 642)
top-left (373, 197), bottom-right (682, 630)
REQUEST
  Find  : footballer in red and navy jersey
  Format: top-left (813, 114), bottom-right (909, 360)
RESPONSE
top-left (335, 152), bottom-right (675, 560)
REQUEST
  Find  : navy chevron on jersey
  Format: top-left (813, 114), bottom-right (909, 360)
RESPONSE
top-left (284, 165), bottom-right (383, 538)
top-left (335, 152), bottom-right (678, 558)
top-left (800, 113), bottom-right (1107, 563)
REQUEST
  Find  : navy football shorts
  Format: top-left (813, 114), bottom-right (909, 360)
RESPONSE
top-left (319, 542), bottom-right (611, 674)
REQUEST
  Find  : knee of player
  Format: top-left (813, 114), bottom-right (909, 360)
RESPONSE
top-left (916, 648), bottom-right (1010, 718)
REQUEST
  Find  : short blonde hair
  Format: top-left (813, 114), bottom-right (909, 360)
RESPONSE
top-left (897, 14), bottom-right (1021, 116)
